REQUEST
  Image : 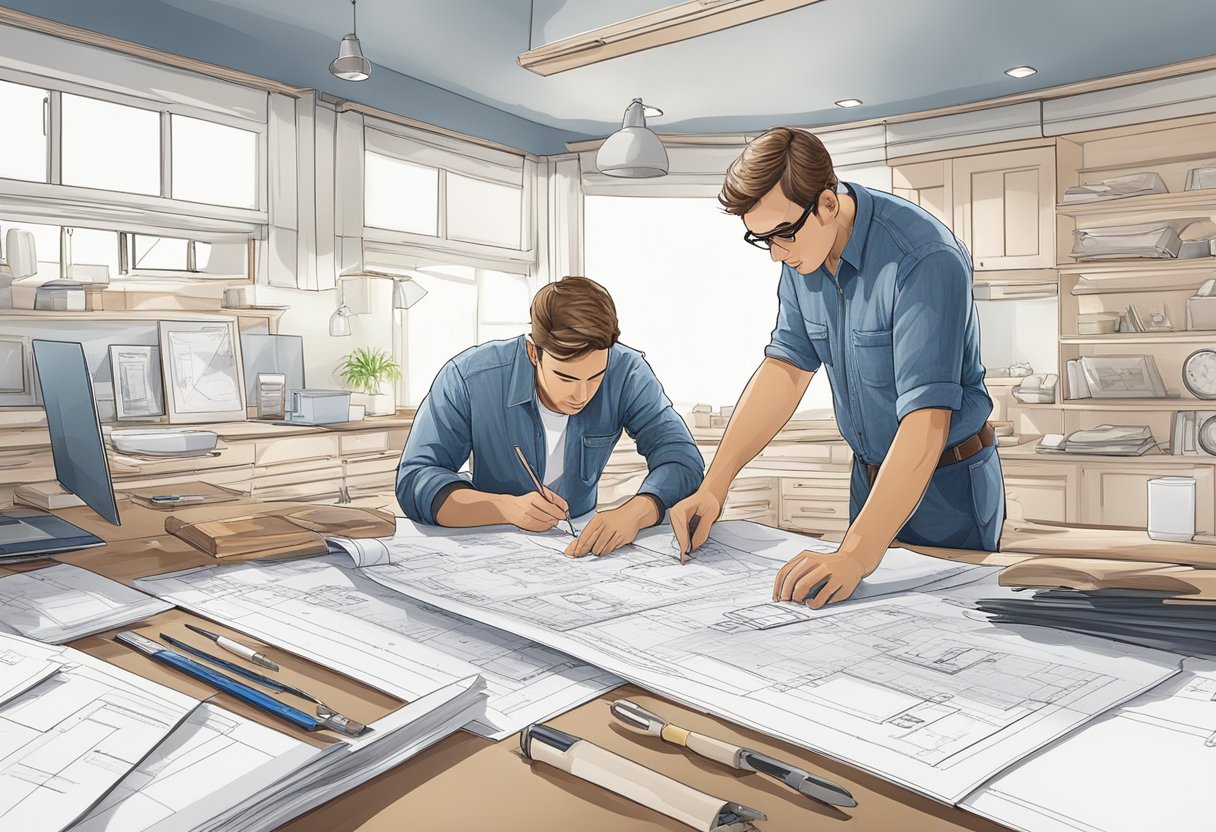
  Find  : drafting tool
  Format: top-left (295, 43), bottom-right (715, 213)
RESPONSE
top-left (159, 632), bottom-right (368, 737)
top-left (521, 721), bottom-right (765, 831)
top-left (116, 631), bottom-right (369, 736)
top-left (184, 622), bottom-right (280, 670)
top-left (513, 444), bottom-right (577, 537)
top-left (611, 699), bottom-right (856, 808)
top-left (681, 514), bottom-right (701, 564)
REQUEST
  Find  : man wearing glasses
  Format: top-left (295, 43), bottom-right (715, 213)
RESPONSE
top-left (672, 127), bottom-right (1004, 608)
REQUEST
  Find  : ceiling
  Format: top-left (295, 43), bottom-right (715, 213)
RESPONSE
top-left (6, 0), bottom-right (1216, 154)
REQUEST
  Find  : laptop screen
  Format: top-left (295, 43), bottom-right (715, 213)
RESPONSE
top-left (32, 339), bottom-right (121, 526)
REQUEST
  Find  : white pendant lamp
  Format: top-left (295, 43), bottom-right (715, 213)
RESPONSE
top-left (330, 0), bottom-right (371, 82)
top-left (596, 98), bottom-right (668, 178)
top-left (392, 276), bottom-right (428, 310)
top-left (329, 303), bottom-right (353, 337)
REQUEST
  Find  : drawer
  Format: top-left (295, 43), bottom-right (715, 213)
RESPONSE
top-left (720, 505), bottom-right (778, 525)
top-left (342, 452), bottom-right (400, 477)
top-left (781, 496), bottom-right (849, 525)
top-left (340, 431), bottom-right (389, 456)
top-left (781, 475), bottom-right (851, 500)
top-left (253, 435), bottom-right (339, 466)
top-left (779, 513), bottom-right (850, 534)
top-left (0, 452), bottom-right (55, 486)
top-left (345, 472), bottom-right (397, 490)
top-left (728, 477), bottom-right (777, 496)
top-left (108, 442), bottom-right (255, 476)
top-left (113, 465), bottom-right (253, 494)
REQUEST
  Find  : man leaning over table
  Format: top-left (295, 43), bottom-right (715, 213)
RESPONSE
top-left (397, 275), bottom-right (704, 557)
top-left (671, 127), bottom-right (1005, 608)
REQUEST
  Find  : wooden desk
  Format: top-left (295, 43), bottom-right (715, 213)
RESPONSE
top-left (48, 496), bottom-right (1010, 832)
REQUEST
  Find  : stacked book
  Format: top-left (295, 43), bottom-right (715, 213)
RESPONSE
top-left (1061, 172), bottom-right (1168, 203)
top-left (1035, 424), bottom-right (1157, 456)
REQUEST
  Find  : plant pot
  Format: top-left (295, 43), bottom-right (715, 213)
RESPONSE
top-left (364, 390), bottom-right (396, 417)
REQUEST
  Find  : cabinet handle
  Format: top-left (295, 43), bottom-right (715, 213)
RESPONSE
top-left (798, 505), bottom-right (838, 516)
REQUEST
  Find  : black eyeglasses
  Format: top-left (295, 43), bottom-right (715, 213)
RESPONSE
top-left (742, 187), bottom-right (829, 250)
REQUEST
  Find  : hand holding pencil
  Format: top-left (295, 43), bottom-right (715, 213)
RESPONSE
top-left (513, 445), bottom-right (577, 536)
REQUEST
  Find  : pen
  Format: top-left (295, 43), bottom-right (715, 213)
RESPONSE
top-left (149, 495), bottom-right (207, 504)
top-left (520, 722), bottom-right (765, 832)
top-left (185, 622), bottom-right (280, 670)
top-left (513, 444), bottom-right (577, 537)
top-left (681, 514), bottom-right (701, 565)
top-left (159, 633), bottom-right (368, 737)
top-left (611, 699), bottom-right (857, 808)
top-left (116, 630), bottom-right (321, 732)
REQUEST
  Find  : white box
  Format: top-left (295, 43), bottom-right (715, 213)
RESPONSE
top-left (1148, 476), bottom-right (1195, 541)
top-left (289, 390), bottom-right (351, 425)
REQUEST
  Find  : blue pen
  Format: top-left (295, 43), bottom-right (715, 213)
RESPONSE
top-left (116, 631), bottom-right (320, 732)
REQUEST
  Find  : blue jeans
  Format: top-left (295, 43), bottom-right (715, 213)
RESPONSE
top-left (849, 444), bottom-right (1005, 552)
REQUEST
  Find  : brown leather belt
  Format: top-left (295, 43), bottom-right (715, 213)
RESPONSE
top-left (866, 422), bottom-right (996, 486)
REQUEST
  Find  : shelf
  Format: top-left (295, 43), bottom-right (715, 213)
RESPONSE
top-left (1017, 398), bottom-right (1203, 411)
top-left (1060, 333), bottom-right (1216, 344)
top-left (1058, 258), bottom-right (1216, 276)
top-left (1077, 151), bottom-right (1216, 176)
top-left (1056, 188), bottom-right (1216, 218)
top-left (0, 307), bottom-right (283, 322)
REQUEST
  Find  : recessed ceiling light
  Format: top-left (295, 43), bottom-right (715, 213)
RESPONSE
top-left (835, 98), bottom-right (863, 108)
top-left (1005, 66), bottom-right (1037, 78)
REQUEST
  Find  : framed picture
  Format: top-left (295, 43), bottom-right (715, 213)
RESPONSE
top-left (158, 319), bottom-right (246, 423)
top-left (1079, 354), bottom-right (1167, 398)
top-left (109, 344), bottom-right (164, 420)
top-left (0, 336), bottom-right (30, 394)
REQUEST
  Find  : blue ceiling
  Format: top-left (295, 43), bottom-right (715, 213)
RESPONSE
top-left (5, 0), bottom-right (1216, 154)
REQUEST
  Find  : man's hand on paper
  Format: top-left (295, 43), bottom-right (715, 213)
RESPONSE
top-left (496, 489), bottom-right (569, 533)
top-left (773, 541), bottom-right (883, 609)
top-left (564, 497), bottom-right (656, 558)
top-left (669, 488), bottom-right (722, 561)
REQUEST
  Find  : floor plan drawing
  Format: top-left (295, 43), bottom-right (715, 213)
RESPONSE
top-left (0, 634), bottom-right (198, 832)
top-left (964, 657), bottom-right (1216, 831)
top-left (344, 521), bottom-right (1181, 802)
top-left (136, 555), bottom-right (620, 739)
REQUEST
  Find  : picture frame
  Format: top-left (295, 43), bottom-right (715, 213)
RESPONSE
top-left (0, 335), bottom-right (30, 394)
top-left (158, 319), bottom-right (247, 424)
top-left (108, 344), bottom-right (164, 420)
top-left (1079, 354), bottom-right (1167, 399)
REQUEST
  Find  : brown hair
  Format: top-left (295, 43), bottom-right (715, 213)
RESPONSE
top-left (530, 276), bottom-right (620, 360)
top-left (719, 127), bottom-right (838, 216)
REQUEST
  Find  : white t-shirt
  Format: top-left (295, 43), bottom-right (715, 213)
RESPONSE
top-left (537, 402), bottom-right (570, 488)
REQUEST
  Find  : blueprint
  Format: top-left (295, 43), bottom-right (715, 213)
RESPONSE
top-left (342, 520), bottom-right (1181, 802)
top-left (963, 657), bottom-right (1216, 831)
top-left (0, 633), bottom-right (198, 832)
top-left (0, 563), bottom-right (171, 643)
top-left (135, 554), bottom-right (621, 739)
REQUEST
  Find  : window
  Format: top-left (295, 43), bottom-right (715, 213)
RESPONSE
top-left (133, 234), bottom-right (189, 270)
top-left (584, 195), bottom-right (832, 414)
top-left (61, 94), bottom-right (160, 195)
top-left (68, 227), bottom-right (120, 279)
top-left (0, 218), bottom-right (60, 276)
top-left (0, 80), bottom-right (48, 183)
top-left (364, 152), bottom-right (439, 236)
top-left (447, 174), bottom-right (522, 248)
top-left (171, 114), bottom-right (258, 208)
top-left (478, 270), bottom-right (531, 342)
top-left (402, 267), bottom-right (476, 405)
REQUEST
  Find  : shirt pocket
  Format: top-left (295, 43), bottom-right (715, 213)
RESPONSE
top-left (580, 432), bottom-right (619, 485)
top-left (851, 329), bottom-right (895, 387)
top-left (804, 319), bottom-right (833, 367)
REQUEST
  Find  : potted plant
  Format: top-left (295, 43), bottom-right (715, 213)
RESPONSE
top-left (339, 347), bottom-right (401, 417)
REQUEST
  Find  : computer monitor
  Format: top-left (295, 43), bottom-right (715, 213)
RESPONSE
top-left (32, 339), bottom-right (121, 525)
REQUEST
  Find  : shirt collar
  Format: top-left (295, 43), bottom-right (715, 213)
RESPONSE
top-left (838, 181), bottom-right (872, 273)
top-left (507, 335), bottom-right (535, 407)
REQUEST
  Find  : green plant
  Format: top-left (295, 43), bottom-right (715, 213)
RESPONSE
top-left (339, 347), bottom-right (401, 395)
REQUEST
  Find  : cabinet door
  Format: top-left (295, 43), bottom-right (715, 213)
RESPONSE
top-left (1081, 467), bottom-right (1154, 528)
top-left (891, 160), bottom-right (953, 230)
top-left (952, 148), bottom-right (1055, 270)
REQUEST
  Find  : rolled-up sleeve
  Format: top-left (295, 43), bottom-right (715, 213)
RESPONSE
top-left (893, 248), bottom-right (971, 420)
top-left (620, 355), bottom-right (704, 513)
top-left (396, 361), bottom-right (474, 524)
top-left (763, 266), bottom-right (820, 373)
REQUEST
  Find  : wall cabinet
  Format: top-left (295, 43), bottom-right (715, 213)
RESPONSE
top-left (952, 148), bottom-right (1055, 270)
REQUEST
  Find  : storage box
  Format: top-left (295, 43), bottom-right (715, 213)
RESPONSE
top-left (1187, 280), bottom-right (1216, 330)
top-left (289, 390), bottom-right (351, 425)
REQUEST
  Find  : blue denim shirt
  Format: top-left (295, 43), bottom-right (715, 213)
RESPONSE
top-left (765, 182), bottom-right (993, 463)
top-left (397, 336), bottom-right (704, 525)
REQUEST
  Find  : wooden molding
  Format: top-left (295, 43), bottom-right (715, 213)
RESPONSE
top-left (518, 0), bottom-right (825, 77)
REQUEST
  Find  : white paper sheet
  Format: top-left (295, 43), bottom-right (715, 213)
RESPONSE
top-left (0, 633), bottom-right (198, 832)
top-left (963, 657), bottom-right (1216, 831)
top-left (136, 554), bottom-right (620, 739)
top-left (344, 520), bottom-right (1181, 803)
top-left (0, 563), bottom-right (171, 643)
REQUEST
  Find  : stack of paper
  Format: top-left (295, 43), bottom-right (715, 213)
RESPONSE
top-left (1070, 222), bottom-right (1183, 260)
top-left (135, 554), bottom-right (621, 739)
top-left (73, 677), bottom-right (486, 832)
top-left (0, 563), bottom-right (171, 643)
top-left (1063, 424), bottom-right (1157, 455)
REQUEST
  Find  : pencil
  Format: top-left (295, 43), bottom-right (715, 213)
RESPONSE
top-left (513, 444), bottom-right (577, 537)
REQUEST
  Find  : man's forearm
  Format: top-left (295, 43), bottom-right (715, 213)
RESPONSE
top-left (704, 358), bottom-right (811, 499)
top-left (839, 408), bottom-right (950, 570)
top-left (434, 487), bottom-right (508, 527)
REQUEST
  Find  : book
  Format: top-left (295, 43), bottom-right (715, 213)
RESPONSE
top-left (165, 513), bottom-right (328, 558)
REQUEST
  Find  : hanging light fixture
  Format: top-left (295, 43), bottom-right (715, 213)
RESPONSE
top-left (329, 302), bottom-right (353, 337)
top-left (330, 0), bottom-right (371, 82)
top-left (596, 98), bottom-right (668, 178)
